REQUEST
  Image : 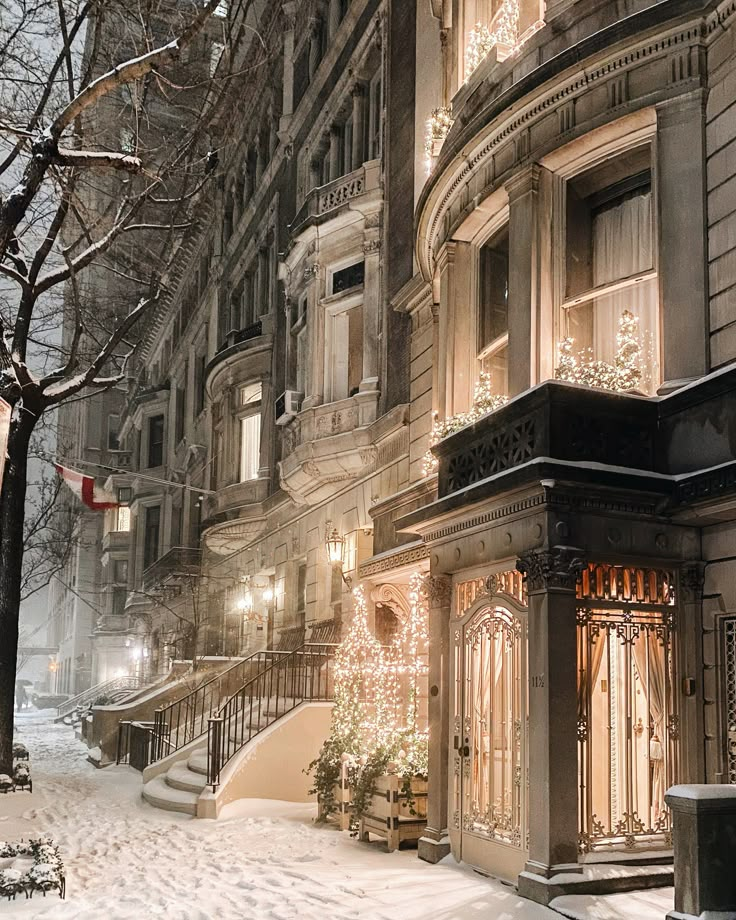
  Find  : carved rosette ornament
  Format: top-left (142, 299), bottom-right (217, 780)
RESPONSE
top-left (516, 547), bottom-right (585, 593)
top-left (425, 574), bottom-right (452, 608)
top-left (679, 562), bottom-right (705, 604)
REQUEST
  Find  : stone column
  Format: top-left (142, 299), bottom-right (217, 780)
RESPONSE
top-left (516, 547), bottom-right (584, 900)
top-left (328, 125), bottom-right (341, 181)
top-left (678, 562), bottom-right (706, 783)
top-left (280, 2), bottom-right (296, 130)
top-left (506, 165), bottom-right (542, 397)
top-left (657, 91), bottom-right (709, 386)
top-left (309, 156), bottom-right (322, 191)
top-left (418, 575), bottom-right (453, 864)
top-left (360, 215), bottom-right (381, 391)
top-left (308, 20), bottom-right (322, 80)
top-left (666, 785), bottom-right (736, 920)
top-left (350, 84), bottom-right (366, 171)
top-left (328, 0), bottom-right (341, 38)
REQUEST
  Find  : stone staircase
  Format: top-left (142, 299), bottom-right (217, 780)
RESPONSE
top-left (141, 697), bottom-right (291, 815)
top-left (142, 749), bottom-right (209, 815)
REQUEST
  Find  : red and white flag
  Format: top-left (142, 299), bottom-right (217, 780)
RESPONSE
top-left (54, 464), bottom-right (119, 510)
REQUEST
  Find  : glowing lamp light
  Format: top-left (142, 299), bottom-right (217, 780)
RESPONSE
top-left (263, 587), bottom-right (274, 604)
top-left (325, 524), bottom-right (345, 566)
top-left (131, 646), bottom-right (142, 661)
top-left (236, 593), bottom-right (252, 612)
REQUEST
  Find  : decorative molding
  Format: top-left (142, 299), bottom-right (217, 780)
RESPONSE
top-left (423, 493), bottom-right (545, 543)
top-left (417, 11), bottom-right (716, 280)
top-left (358, 543), bottom-right (429, 578)
top-left (516, 546), bottom-right (585, 593)
top-left (371, 583), bottom-right (411, 619)
top-left (425, 574), bottom-right (452, 607)
top-left (679, 561), bottom-right (706, 604)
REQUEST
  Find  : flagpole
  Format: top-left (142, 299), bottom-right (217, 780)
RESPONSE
top-left (55, 457), bottom-right (216, 496)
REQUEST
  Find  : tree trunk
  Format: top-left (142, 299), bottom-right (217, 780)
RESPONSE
top-left (0, 413), bottom-right (35, 774)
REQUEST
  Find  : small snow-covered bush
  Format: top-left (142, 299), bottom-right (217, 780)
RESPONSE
top-left (0, 843), bottom-right (16, 859)
top-left (0, 775), bottom-right (13, 793)
top-left (12, 742), bottom-right (28, 760)
top-left (0, 868), bottom-right (24, 898)
top-left (26, 862), bottom-right (61, 892)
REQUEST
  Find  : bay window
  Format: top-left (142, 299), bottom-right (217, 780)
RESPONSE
top-left (238, 382), bottom-right (262, 482)
top-left (562, 146), bottom-right (660, 393)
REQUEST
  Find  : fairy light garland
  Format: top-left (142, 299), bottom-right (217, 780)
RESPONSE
top-left (422, 372), bottom-right (509, 476)
top-left (424, 106), bottom-right (454, 174)
top-left (555, 310), bottom-right (642, 392)
top-left (465, 0), bottom-right (520, 81)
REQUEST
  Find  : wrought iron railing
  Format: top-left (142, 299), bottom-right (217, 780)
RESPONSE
top-left (116, 720), bottom-right (156, 771)
top-left (56, 675), bottom-right (141, 720)
top-left (207, 643), bottom-right (336, 788)
top-left (150, 650), bottom-right (277, 764)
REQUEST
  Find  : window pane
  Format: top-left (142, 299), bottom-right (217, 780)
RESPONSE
top-left (592, 191), bottom-right (653, 287)
top-left (147, 415), bottom-right (164, 467)
top-left (563, 279), bottom-right (660, 394)
top-left (115, 506), bottom-right (131, 532)
top-left (143, 506), bottom-right (161, 570)
top-left (240, 413), bottom-right (261, 481)
top-left (478, 227), bottom-right (509, 352)
top-left (240, 382), bottom-right (262, 406)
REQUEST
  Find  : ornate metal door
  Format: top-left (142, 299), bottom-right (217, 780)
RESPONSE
top-left (451, 576), bottom-right (528, 882)
top-left (576, 564), bottom-right (678, 854)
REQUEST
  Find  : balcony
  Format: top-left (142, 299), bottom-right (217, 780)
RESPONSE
top-left (404, 369), bottom-right (736, 526)
top-left (206, 317), bottom-right (273, 390)
top-left (202, 478), bottom-right (270, 555)
top-left (142, 546), bottom-right (202, 592)
top-left (279, 391), bottom-right (380, 506)
top-left (102, 530), bottom-right (130, 554)
top-left (290, 160), bottom-right (381, 239)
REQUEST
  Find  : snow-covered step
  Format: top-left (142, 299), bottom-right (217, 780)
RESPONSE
top-left (142, 774), bottom-right (198, 816)
top-left (188, 750), bottom-right (208, 776)
top-left (166, 761), bottom-right (208, 795)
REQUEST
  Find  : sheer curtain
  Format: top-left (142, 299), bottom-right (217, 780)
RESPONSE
top-left (632, 633), bottom-right (667, 817)
top-left (592, 192), bottom-right (657, 366)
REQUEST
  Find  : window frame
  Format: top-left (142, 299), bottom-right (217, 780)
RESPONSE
top-left (237, 382), bottom-right (263, 483)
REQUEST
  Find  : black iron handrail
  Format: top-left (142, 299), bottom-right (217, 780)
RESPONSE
top-left (151, 649), bottom-right (279, 764)
top-left (207, 643), bottom-right (336, 788)
top-left (57, 675), bottom-right (141, 720)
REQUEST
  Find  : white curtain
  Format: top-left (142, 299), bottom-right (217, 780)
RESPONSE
top-left (632, 632), bottom-right (667, 818)
top-left (592, 192), bottom-right (657, 366)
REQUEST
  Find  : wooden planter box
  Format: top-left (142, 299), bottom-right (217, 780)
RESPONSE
top-left (359, 774), bottom-right (428, 852)
top-left (318, 764), bottom-right (353, 831)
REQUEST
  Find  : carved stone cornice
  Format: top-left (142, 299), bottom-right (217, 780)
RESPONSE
top-left (425, 574), bottom-right (452, 607)
top-left (679, 561), bottom-right (706, 604)
top-left (516, 546), bottom-right (585, 593)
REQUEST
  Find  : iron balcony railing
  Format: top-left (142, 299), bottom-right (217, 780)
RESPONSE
top-left (56, 675), bottom-right (141, 720)
top-left (207, 643), bottom-right (336, 789)
top-left (150, 649), bottom-right (276, 764)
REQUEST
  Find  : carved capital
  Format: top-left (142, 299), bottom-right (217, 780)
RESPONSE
top-left (679, 562), bottom-right (705, 604)
top-left (425, 574), bottom-right (452, 607)
top-left (516, 546), bottom-right (585, 593)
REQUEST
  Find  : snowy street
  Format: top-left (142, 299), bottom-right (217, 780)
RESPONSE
top-left (0, 711), bottom-right (673, 920)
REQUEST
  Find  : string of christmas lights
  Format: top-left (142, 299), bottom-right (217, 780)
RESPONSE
top-left (555, 309), bottom-right (643, 392)
top-left (422, 371), bottom-right (509, 476)
top-left (424, 106), bottom-right (454, 174)
top-left (464, 0), bottom-right (520, 80)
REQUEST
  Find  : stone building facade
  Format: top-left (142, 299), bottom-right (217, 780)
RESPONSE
top-left (57, 0), bottom-right (736, 906)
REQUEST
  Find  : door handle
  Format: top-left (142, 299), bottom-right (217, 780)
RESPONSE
top-left (462, 745), bottom-right (470, 757)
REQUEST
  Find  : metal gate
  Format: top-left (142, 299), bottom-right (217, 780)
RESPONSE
top-left (725, 617), bottom-right (736, 784)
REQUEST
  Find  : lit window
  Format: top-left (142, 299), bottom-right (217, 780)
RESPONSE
top-left (562, 146), bottom-right (659, 393)
top-left (238, 383), bottom-right (262, 482)
top-left (239, 414), bottom-right (261, 481)
top-left (324, 302), bottom-right (362, 402)
top-left (114, 506), bottom-right (131, 532)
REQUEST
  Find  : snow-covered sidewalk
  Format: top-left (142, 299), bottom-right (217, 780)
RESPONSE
top-left (1, 709), bottom-right (557, 919)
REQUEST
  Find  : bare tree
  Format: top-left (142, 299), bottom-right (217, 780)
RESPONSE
top-left (0, 0), bottom-right (254, 772)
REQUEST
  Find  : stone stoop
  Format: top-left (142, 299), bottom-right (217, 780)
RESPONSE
top-left (519, 862), bottom-right (674, 910)
top-left (142, 747), bottom-right (208, 816)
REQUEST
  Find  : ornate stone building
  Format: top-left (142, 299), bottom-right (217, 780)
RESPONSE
top-left (62, 0), bottom-right (736, 906)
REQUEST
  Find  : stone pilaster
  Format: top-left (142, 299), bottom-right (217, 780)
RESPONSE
top-left (678, 562), bottom-right (706, 783)
top-left (360, 214), bottom-right (381, 391)
top-left (418, 574), bottom-right (453, 864)
top-left (657, 90), bottom-right (709, 386)
top-left (350, 84), bottom-right (366, 171)
top-left (516, 547), bottom-right (585, 896)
